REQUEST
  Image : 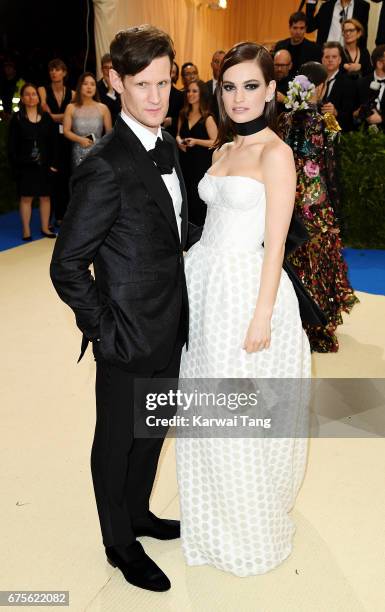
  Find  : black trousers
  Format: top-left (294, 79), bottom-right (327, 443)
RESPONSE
top-left (91, 325), bottom-right (184, 548)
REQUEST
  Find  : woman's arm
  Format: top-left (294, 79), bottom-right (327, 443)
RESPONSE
top-left (185, 115), bottom-right (218, 148)
top-left (63, 104), bottom-right (93, 148)
top-left (243, 141), bottom-right (296, 352)
top-left (38, 87), bottom-right (50, 113)
top-left (176, 115), bottom-right (187, 152)
top-left (7, 113), bottom-right (20, 169)
top-left (100, 103), bottom-right (112, 132)
top-left (38, 86), bottom-right (65, 123)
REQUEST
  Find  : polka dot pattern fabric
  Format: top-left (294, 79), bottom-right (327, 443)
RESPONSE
top-left (176, 173), bottom-right (311, 576)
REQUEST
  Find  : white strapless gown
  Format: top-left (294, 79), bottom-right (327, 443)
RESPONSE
top-left (176, 173), bottom-right (311, 577)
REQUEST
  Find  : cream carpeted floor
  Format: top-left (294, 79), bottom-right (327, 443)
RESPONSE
top-left (1, 239), bottom-right (384, 612)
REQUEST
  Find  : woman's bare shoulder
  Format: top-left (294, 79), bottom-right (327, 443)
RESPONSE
top-left (262, 134), bottom-right (293, 164)
top-left (212, 140), bottom-right (233, 163)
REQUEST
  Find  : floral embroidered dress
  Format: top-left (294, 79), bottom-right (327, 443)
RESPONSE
top-left (278, 107), bottom-right (359, 352)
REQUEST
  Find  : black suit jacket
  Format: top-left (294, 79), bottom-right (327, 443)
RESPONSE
top-left (306, 0), bottom-right (370, 47)
top-left (165, 85), bottom-right (184, 137)
top-left (275, 38), bottom-right (322, 76)
top-left (50, 117), bottom-right (201, 371)
top-left (204, 79), bottom-right (220, 123)
top-left (356, 72), bottom-right (385, 127)
top-left (96, 79), bottom-right (121, 124)
top-left (325, 69), bottom-right (357, 130)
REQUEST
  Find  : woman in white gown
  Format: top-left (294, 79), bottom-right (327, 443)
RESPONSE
top-left (175, 43), bottom-right (311, 577)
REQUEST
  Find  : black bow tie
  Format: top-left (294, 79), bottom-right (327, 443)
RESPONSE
top-left (148, 137), bottom-right (174, 174)
top-left (377, 79), bottom-right (385, 84)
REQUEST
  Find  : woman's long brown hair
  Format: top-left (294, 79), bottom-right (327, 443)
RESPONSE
top-left (214, 42), bottom-right (277, 149)
top-left (180, 79), bottom-right (212, 122)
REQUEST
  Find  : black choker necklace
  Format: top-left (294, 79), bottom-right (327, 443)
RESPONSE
top-left (233, 116), bottom-right (268, 136)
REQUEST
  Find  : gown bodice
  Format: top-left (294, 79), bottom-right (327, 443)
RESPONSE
top-left (198, 173), bottom-right (266, 253)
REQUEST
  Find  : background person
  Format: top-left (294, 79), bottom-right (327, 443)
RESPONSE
top-left (63, 72), bottom-right (112, 168)
top-left (8, 83), bottom-right (58, 240)
top-left (96, 53), bottom-right (121, 124)
top-left (177, 79), bottom-right (218, 226)
top-left (38, 58), bottom-right (74, 225)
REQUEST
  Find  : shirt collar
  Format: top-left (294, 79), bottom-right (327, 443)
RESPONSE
top-left (327, 69), bottom-right (340, 82)
top-left (120, 110), bottom-right (162, 152)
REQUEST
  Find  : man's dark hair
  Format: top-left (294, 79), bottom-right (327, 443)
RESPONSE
top-left (323, 41), bottom-right (345, 60)
top-left (110, 25), bottom-right (175, 78)
top-left (371, 44), bottom-right (385, 68)
top-left (101, 53), bottom-right (112, 66)
top-left (48, 58), bottom-right (67, 73)
top-left (289, 11), bottom-right (307, 27)
top-left (181, 62), bottom-right (197, 75)
top-left (299, 61), bottom-right (328, 86)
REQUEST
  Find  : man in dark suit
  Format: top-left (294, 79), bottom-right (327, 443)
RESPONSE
top-left (275, 11), bottom-right (322, 77)
top-left (306, 0), bottom-right (370, 47)
top-left (321, 41), bottom-right (356, 130)
top-left (163, 61), bottom-right (184, 137)
top-left (204, 49), bottom-right (225, 122)
top-left (355, 44), bottom-right (385, 128)
top-left (96, 53), bottom-right (121, 124)
top-left (274, 49), bottom-right (293, 115)
top-left (50, 25), bottom-right (200, 593)
top-left (371, 0), bottom-right (385, 44)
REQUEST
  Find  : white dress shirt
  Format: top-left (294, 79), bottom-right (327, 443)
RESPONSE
top-left (212, 79), bottom-right (217, 94)
top-left (373, 71), bottom-right (385, 111)
top-left (328, 0), bottom-right (355, 43)
top-left (325, 69), bottom-right (340, 97)
top-left (120, 110), bottom-right (182, 240)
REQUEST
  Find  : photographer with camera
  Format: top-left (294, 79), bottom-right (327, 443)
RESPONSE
top-left (354, 44), bottom-right (385, 128)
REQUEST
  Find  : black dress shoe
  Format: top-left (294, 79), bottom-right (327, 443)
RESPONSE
top-left (105, 541), bottom-right (171, 592)
top-left (132, 511), bottom-right (180, 540)
top-left (41, 230), bottom-right (57, 238)
top-left (22, 235), bottom-right (32, 241)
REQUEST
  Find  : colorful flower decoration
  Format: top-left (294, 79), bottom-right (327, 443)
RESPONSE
top-left (284, 75), bottom-right (315, 111)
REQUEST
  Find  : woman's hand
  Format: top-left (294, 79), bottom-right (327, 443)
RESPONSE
top-left (176, 136), bottom-right (187, 152)
top-left (321, 102), bottom-right (337, 116)
top-left (367, 110), bottom-right (383, 125)
top-left (243, 309), bottom-right (271, 353)
top-left (184, 137), bottom-right (197, 147)
top-left (343, 62), bottom-right (361, 72)
top-left (79, 137), bottom-right (94, 148)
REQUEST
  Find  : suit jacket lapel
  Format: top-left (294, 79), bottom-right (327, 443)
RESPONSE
top-left (115, 117), bottom-right (180, 242)
top-left (169, 136), bottom-right (188, 247)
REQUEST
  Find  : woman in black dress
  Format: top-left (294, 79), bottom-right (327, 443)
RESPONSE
top-left (8, 83), bottom-right (58, 240)
top-left (176, 79), bottom-right (218, 226)
top-left (342, 19), bottom-right (372, 79)
top-left (38, 58), bottom-right (74, 225)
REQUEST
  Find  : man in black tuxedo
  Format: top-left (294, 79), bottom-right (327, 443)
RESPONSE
top-left (321, 41), bottom-right (356, 130)
top-left (163, 61), bottom-right (184, 137)
top-left (204, 49), bottom-right (225, 122)
top-left (274, 49), bottom-right (293, 115)
top-left (355, 44), bottom-right (385, 129)
top-left (96, 53), bottom-right (121, 124)
top-left (275, 11), bottom-right (322, 77)
top-left (306, 0), bottom-right (370, 47)
top-left (50, 25), bottom-right (200, 592)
